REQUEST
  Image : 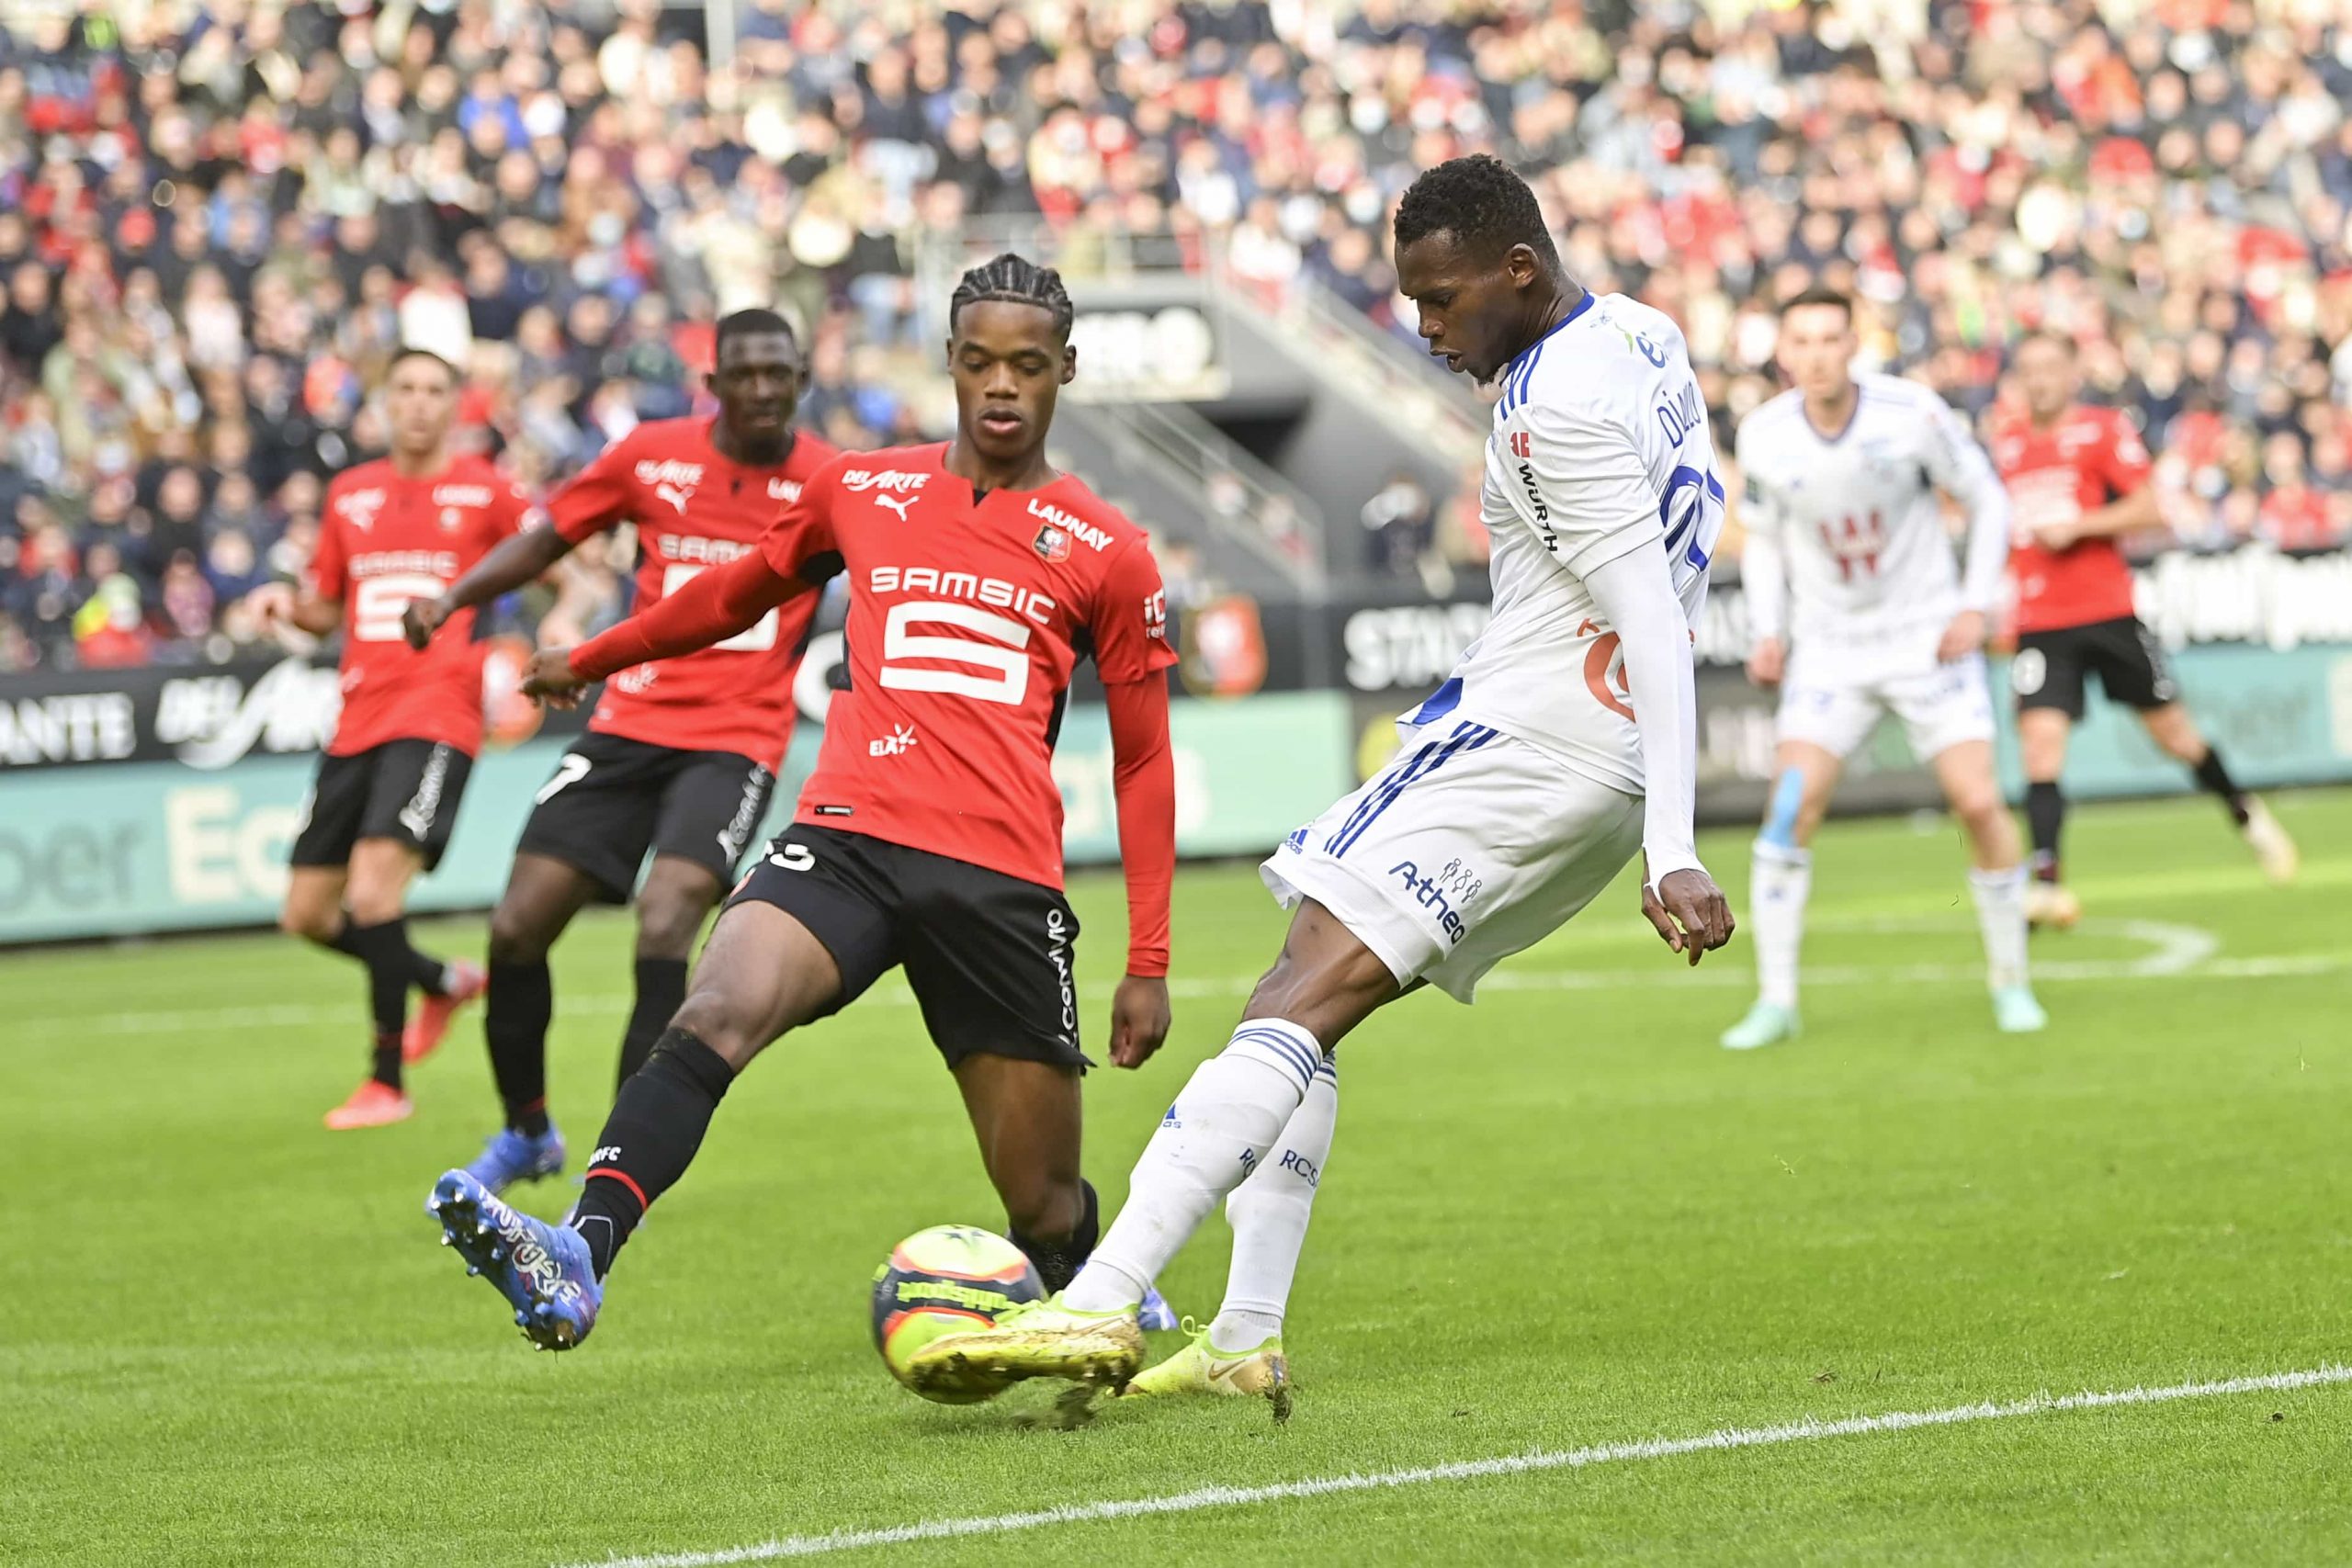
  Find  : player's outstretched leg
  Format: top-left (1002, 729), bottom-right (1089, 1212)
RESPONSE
top-left (1126, 1054), bottom-right (1337, 1420)
top-left (427, 1169), bottom-right (601, 1349)
top-left (908, 900), bottom-right (1392, 1400)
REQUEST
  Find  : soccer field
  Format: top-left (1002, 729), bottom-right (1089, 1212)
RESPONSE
top-left (7, 790), bottom-right (2349, 1566)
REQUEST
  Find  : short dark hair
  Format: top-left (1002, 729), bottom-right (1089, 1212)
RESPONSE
top-left (714, 308), bottom-right (797, 366)
top-left (949, 253), bottom-right (1075, 341)
top-left (1781, 286), bottom-right (1853, 321)
top-left (1393, 153), bottom-right (1561, 269)
top-left (386, 345), bottom-right (458, 382)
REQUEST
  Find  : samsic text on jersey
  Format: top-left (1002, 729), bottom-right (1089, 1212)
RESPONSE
top-left (307, 456), bottom-right (531, 756)
top-left (757, 444), bottom-right (1178, 889)
top-left (1993, 405), bottom-right (2152, 635)
top-left (550, 420), bottom-right (841, 768)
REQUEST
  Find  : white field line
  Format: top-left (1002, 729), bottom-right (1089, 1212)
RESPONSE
top-left (554, 1363), bottom-right (2352, 1568)
top-left (11, 932), bottom-right (2344, 1044)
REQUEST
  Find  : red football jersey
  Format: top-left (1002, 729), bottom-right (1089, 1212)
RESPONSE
top-left (307, 456), bottom-right (531, 756)
top-left (1992, 404), bottom-right (2153, 634)
top-left (759, 443), bottom-right (1178, 889)
top-left (550, 421), bottom-right (840, 767)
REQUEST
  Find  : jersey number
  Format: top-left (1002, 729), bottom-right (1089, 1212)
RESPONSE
top-left (351, 573), bottom-right (447, 643)
top-left (662, 564), bottom-right (777, 651)
top-left (879, 600), bottom-right (1031, 705)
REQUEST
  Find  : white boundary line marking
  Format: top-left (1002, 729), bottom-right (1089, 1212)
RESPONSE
top-left (13, 946), bottom-right (2344, 1044)
top-left (555, 1364), bottom-right (2352, 1567)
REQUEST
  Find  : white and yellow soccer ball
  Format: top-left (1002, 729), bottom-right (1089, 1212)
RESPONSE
top-left (870, 1224), bottom-right (1043, 1403)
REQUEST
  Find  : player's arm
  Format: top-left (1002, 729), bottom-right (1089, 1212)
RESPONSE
top-left (248, 581), bottom-right (343, 637)
top-left (404, 525), bottom-right (571, 649)
top-left (522, 464), bottom-right (843, 704)
top-left (1923, 398), bottom-right (2011, 660)
top-left (1518, 400), bottom-right (1731, 963)
top-left (520, 549), bottom-right (812, 704)
top-left (1727, 441), bottom-right (1789, 687)
top-left (407, 457), bottom-right (633, 648)
top-left (1092, 536), bottom-right (1183, 1069)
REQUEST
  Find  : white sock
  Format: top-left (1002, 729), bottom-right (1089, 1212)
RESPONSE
top-left (1749, 840), bottom-right (1812, 1010)
top-left (1208, 1053), bottom-right (1338, 1352)
top-left (1062, 1019), bottom-right (1322, 1314)
top-left (1968, 863), bottom-right (2030, 990)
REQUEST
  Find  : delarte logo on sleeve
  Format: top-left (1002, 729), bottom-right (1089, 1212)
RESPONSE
top-left (335, 488), bottom-right (386, 531)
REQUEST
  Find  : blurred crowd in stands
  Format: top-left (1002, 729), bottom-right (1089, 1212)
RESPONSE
top-left (2, 0), bottom-right (2347, 672)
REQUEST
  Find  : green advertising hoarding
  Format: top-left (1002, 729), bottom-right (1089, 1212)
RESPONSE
top-left (0, 693), bottom-right (1354, 945)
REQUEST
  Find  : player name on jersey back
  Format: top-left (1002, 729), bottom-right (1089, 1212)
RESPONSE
top-left (548, 419), bottom-right (839, 767)
top-left (1420, 292), bottom-right (1724, 795)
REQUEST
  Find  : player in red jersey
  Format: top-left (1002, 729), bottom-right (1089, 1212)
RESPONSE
top-left (400, 310), bottom-right (838, 1195)
top-left (245, 349), bottom-right (532, 1129)
top-left (1995, 333), bottom-right (2297, 928)
top-left (424, 255), bottom-right (1182, 1351)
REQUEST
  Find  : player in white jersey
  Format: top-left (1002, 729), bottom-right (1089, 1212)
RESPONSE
top-left (901, 154), bottom-right (1735, 1415)
top-left (1719, 288), bottom-right (2044, 1050)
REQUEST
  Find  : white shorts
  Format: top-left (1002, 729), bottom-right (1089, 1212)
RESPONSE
top-left (1261, 716), bottom-right (1643, 1004)
top-left (1777, 647), bottom-right (1996, 761)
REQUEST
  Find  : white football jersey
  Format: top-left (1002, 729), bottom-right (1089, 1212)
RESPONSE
top-left (1406, 292), bottom-right (1724, 795)
top-left (1735, 374), bottom-right (2006, 646)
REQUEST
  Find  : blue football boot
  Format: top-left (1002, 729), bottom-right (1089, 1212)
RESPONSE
top-left (458, 1125), bottom-right (567, 1198)
top-left (427, 1168), bottom-right (601, 1350)
top-left (1138, 1285), bottom-right (1180, 1331)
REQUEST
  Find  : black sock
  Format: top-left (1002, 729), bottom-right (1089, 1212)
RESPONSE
top-left (617, 958), bottom-right (689, 1090)
top-left (327, 916), bottom-right (448, 995)
top-left (1011, 1179), bottom-right (1101, 1293)
top-left (2024, 781), bottom-right (2065, 883)
top-left (486, 959), bottom-right (553, 1136)
top-left (569, 1027), bottom-right (734, 1279)
top-left (371, 1031), bottom-right (403, 1090)
top-left (342, 919), bottom-right (416, 1089)
top-left (2191, 747), bottom-right (2252, 827)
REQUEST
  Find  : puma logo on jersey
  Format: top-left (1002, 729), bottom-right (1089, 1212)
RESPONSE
top-left (655, 483), bottom-right (695, 514)
top-left (868, 723), bottom-right (918, 758)
top-left (1026, 498), bottom-right (1112, 552)
top-left (875, 493), bottom-right (916, 521)
top-left (336, 488), bottom-right (386, 530)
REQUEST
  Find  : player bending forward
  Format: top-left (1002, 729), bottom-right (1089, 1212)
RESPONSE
top-left (422, 257), bottom-right (1180, 1349)
top-left (246, 349), bottom-right (530, 1127)
top-left (402, 310), bottom-right (838, 1194)
top-left (901, 155), bottom-right (1735, 1412)
top-left (1720, 289), bottom-right (2044, 1050)
top-left (1996, 332), bottom-right (2295, 929)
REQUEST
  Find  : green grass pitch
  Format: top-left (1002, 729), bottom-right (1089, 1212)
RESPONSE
top-left (6, 790), bottom-right (2349, 1565)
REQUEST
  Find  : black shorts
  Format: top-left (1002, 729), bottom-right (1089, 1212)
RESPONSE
top-left (2013, 615), bottom-right (2179, 720)
top-left (289, 739), bottom-right (473, 873)
top-left (727, 822), bottom-right (1088, 1072)
top-left (515, 730), bottom-right (776, 903)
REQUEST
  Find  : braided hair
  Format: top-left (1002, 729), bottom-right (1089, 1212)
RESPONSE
top-left (948, 253), bottom-right (1075, 342)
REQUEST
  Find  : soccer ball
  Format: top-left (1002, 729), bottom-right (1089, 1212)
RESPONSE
top-left (870, 1224), bottom-right (1043, 1403)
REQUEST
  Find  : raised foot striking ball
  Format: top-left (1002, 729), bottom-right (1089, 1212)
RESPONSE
top-left (872, 1224), bottom-right (1042, 1403)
